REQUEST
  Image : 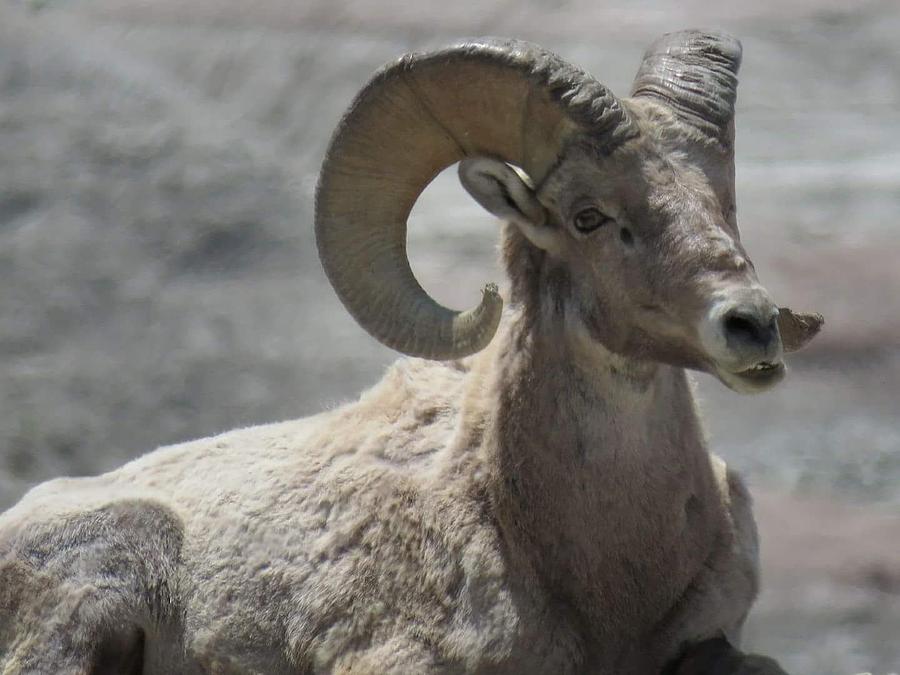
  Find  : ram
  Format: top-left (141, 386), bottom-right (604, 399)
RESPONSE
top-left (0, 30), bottom-right (822, 674)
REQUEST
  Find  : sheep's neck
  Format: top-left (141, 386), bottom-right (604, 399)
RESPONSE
top-left (483, 311), bottom-right (717, 649)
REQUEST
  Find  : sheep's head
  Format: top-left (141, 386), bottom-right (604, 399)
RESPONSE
top-left (316, 31), bottom-right (823, 392)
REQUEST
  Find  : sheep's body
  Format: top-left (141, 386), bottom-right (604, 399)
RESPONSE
top-left (0, 311), bottom-right (758, 674)
top-left (1, 32), bottom-right (817, 674)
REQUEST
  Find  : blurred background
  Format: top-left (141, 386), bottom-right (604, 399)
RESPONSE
top-left (0, 0), bottom-right (898, 672)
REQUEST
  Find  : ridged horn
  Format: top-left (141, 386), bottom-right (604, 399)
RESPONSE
top-left (630, 30), bottom-right (742, 150)
top-left (315, 38), bottom-right (633, 360)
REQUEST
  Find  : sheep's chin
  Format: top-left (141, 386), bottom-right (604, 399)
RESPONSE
top-left (714, 360), bottom-right (786, 394)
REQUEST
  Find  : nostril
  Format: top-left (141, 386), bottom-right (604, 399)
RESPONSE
top-left (725, 312), bottom-right (761, 342)
top-left (723, 310), bottom-right (776, 350)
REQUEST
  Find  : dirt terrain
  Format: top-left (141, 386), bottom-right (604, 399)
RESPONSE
top-left (0, 0), bottom-right (897, 672)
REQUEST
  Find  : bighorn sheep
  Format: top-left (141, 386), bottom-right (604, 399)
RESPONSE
top-left (0, 30), bottom-right (822, 674)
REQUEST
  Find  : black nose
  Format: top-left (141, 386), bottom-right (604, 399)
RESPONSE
top-left (723, 308), bottom-right (779, 352)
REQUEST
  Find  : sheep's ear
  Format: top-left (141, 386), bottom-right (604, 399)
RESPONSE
top-left (459, 158), bottom-right (559, 252)
top-left (777, 308), bottom-right (824, 353)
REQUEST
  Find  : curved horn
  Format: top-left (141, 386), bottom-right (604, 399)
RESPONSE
top-left (630, 30), bottom-right (742, 149)
top-left (315, 38), bottom-right (633, 360)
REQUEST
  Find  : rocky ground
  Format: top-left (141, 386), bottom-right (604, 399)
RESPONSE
top-left (0, 0), bottom-right (898, 672)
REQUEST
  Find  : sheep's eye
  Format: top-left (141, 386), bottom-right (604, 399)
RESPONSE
top-left (573, 207), bottom-right (612, 234)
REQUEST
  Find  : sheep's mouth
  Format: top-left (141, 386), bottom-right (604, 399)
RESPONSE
top-left (717, 360), bottom-right (786, 393)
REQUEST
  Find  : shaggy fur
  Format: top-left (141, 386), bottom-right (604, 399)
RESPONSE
top-left (0, 313), bottom-right (759, 674)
